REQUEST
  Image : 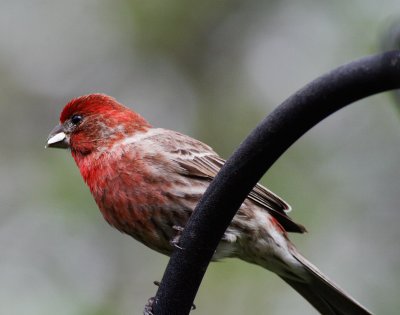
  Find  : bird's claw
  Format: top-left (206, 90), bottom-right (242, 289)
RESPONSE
top-left (172, 225), bottom-right (184, 232)
top-left (170, 225), bottom-right (185, 250)
top-left (143, 296), bottom-right (196, 314)
top-left (143, 297), bottom-right (155, 315)
top-left (146, 281), bottom-right (196, 313)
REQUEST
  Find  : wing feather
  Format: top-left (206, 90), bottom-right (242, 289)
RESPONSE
top-left (143, 129), bottom-right (306, 233)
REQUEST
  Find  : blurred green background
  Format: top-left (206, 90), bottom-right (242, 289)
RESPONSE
top-left (1, 0), bottom-right (399, 314)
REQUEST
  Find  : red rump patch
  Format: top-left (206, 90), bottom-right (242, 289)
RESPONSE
top-left (269, 216), bottom-right (287, 235)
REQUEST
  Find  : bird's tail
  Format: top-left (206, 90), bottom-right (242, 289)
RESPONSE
top-left (280, 250), bottom-right (373, 315)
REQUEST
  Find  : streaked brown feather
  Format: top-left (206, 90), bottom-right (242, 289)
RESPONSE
top-left (155, 130), bottom-right (306, 233)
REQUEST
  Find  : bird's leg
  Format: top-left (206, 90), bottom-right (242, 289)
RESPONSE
top-left (170, 225), bottom-right (185, 250)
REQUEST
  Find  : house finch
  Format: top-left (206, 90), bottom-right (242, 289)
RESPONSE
top-left (47, 93), bottom-right (372, 315)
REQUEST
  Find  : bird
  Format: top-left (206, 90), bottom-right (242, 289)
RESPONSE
top-left (46, 93), bottom-right (372, 315)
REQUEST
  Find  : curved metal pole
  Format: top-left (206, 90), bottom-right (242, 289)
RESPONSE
top-left (381, 19), bottom-right (400, 111)
top-left (151, 51), bottom-right (400, 315)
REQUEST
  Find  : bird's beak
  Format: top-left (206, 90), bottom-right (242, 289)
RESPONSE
top-left (46, 124), bottom-right (69, 149)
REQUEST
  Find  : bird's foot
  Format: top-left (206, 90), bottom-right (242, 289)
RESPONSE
top-left (170, 225), bottom-right (185, 250)
top-left (143, 297), bottom-right (155, 315)
top-left (145, 281), bottom-right (196, 313)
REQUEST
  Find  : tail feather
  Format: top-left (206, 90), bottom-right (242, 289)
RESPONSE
top-left (281, 277), bottom-right (345, 314)
top-left (281, 251), bottom-right (373, 315)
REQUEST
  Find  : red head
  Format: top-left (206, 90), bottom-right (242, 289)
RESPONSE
top-left (47, 94), bottom-right (151, 156)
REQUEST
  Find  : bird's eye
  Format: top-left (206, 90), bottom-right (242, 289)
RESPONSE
top-left (71, 115), bottom-right (83, 125)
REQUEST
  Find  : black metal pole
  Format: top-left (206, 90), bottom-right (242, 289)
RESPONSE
top-left (151, 51), bottom-right (400, 315)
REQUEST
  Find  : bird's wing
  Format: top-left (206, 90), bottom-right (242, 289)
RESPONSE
top-left (151, 129), bottom-right (306, 233)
